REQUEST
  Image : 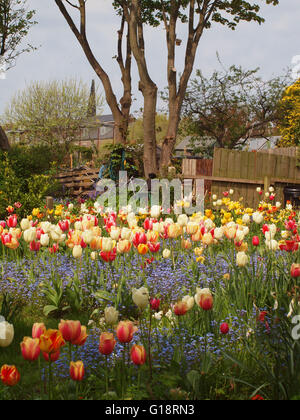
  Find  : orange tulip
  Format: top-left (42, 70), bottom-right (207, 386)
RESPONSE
top-left (32, 323), bottom-right (46, 339)
top-left (20, 337), bottom-right (40, 361)
top-left (99, 332), bottom-right (116, 355)
top-left (137, 244), bottom-right (148, 255)
top-left (70, 361), bottom-right (85, 382)
top-left (0, 365), bottom-right (20, 386)
top-left (71, 325), bottom-right (88, 346)
top-left (58, 320), bottom-right (82, 343)
top-left (131, 345), bottom-right (146, 365)
top-left (39, 329), bottom-right (65, 354)
top-left (116, 321), bottom-right (138, 343)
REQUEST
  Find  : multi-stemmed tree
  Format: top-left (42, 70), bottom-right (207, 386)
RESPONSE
top-left (55, 0), bottom-right (280, 175)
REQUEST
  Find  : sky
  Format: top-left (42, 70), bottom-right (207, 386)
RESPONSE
top-left (0, 0), bottom-right (300, 117)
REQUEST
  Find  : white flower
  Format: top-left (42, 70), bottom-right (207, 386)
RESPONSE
top-left (212, 194), bottom-right (217, 201)
top-left (177, 214), bottom-right (188, 227)
top-left (20, 218), bottom-right (30, 231)
top-left (182, 295), bottom-right (194, 311)
top-left (265, 239), bottom-right (279, 251)
top-left (150, 205), bottom-right (161, 219)
top-left (73, 245), bottom-right (82, 258)
top-left (40, 233), bottom-right (50, 247)
top-left (154, 311), bottom-right (163, 321)
top-left (0, 320), bottom-right (14, 348)
top-left (132, 287), bottom-right (149, 310)
top-left (229, 189), bottom-right (234, 195)
top-left (242, 214), bottom-right (250, 224)
top-left (82, 230), bottom-right (94, 244)
top-left (214, 227), bottom-right (224, 240)
top-left (236, 251), bottom-right (249, 267)
top-left (252, 211), bottom-right (264, 224)
top-left (269, 186), bottom-right (274, 192)
top-left (104, 307), bottom-right (119, 325)
top-left (101, 237), bottom-right (114, 252)
top-left (163, 249), bottom-right (171, 259)
top-left (23, 227), bottom-right (36, 243)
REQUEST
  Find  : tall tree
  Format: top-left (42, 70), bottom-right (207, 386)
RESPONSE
top-left (54, 0), bottom-right (133, 146)
top-left (114, 0), bottom-right (280, 174)
top-left (0, 0), bottom-right (36, 150)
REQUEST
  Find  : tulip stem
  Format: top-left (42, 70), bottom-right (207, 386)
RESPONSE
top-left (148, 308), bottom-right (153, 381)
top-left (105, 356), bottom-right (109, 394)
top-left (48, 359), bottom-right (52, 401)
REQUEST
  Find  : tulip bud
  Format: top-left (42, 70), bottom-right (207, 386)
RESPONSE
top-left (163, 249), bottom-right (171, 259)
top-left (72, 245), bottom-right (83, 258)
top-left (99, 332), bottom-right (116, 355)
top-left (131, 344), bottom-right (146, 365)
top-left (32, 323), bottom-right (46, 339)
top-left (173, 301), bottom-right (188, 316)
top-left (0, 320), bottom-right (14, 347)
top-left (220, 323), bottom-right (230, 335)
top-left (58, 320), bottom-right (82, 343)
top-left (104, 307), bottom-right (119, 325)
top-left (195, 288), bottom-right (213, 311)
top-left (252, 236), bottom-right (260, 246)
top-left (291, 263), bottom-right (300, 278)
top-left (116, 321), bottom-right (138, 343)
top-left (70, 361), bottom-right (85, 381)
top-left (132, 287), bottom-right (149, 310)
top-left (0, 365), bottom-right (20, 386)
top-left (20, 337), bottom-right (40, 361)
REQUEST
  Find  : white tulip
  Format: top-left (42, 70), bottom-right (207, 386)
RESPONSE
top-left (23, 227), bottom-right (36, 243)
top-left (236, 251), bottom-right (249, 267)
top-left (40, 233), bottom-right (50, 247)
top-left (132, 287), bottom-right (149, 310)
top-left (20, 218), bottom-right (30, 231)
top-left (0, 320), bottom-right (14, 347)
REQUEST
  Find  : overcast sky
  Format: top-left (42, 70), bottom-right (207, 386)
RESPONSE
top-left (0, 0), bottom-right (299, 117)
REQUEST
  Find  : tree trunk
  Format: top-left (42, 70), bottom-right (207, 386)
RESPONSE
top-left (0, 125), bottom-right (10, 151)
top-left (141, 83), bottom-right (158, 177)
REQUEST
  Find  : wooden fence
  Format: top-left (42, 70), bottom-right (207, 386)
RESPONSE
top-left (182, 147), bottom-right (300, 208)
top-left (56, 167), bottom-right (99, 198)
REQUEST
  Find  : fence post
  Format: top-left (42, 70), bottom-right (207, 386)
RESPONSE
top-left (46, 196), bottom-right (54, 220)
top-left (264, 175), bottom-right (270, 194)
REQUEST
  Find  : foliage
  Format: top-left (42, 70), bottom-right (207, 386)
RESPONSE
top-left (2, 79), bottom-right (104, 152)
top-left (179, 63), bottom-right (290, 157)
top-left (0, 149), bottom-right (58, 218)
top-left (0, 0), bottom-right (36, 69)
top-left (128, 113), bottom-right (169, 146)
top-left (277, 79), bottom-right (300, 147)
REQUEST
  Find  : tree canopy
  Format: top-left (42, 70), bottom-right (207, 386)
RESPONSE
top-left (179, 63), bottom-right (290, 157)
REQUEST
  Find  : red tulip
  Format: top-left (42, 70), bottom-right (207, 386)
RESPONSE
top-left (173, 301), bottom-right (188, 316)
top-left (116, 321), bottom-right (138, 343)
top-left (131, 345), bottom-right (146, 365)
top-left (291, 263), bottom-right (300, 278)
top-left (279, 240), bottom-right (299, 252)
top-left (252, 236), bottom-right (260, 246)
top-left (6, 215), bottom-right (17, 228)
top-left (0, 365), bottom-right (20, 386)
top-left (20, 337), bottom-right (40, 361)
top-left (133, 232), bottom-right (147, 248)
top-left (150, 297), bottom-right (161, 311)
top-left (29, 240), bottom-right (41, 252)
top-left (58, 220), bottom-right (70, 232)
top-left (220, 323), bottom-right (229, 335)
top-left (32, 323), bottom-right (46, 339)
top-left (99, 332), bottom-right (116, 355)
top-left (70, 361), bottom-right (84, 381)
top-left (148, 242), bottom-right (160, 253)
top-left (100, 248), bottom-right (117, 262)
top-left (58, 320), bottom-right (82, 343)
top-left (71, 326), bottom-right (88, 346)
